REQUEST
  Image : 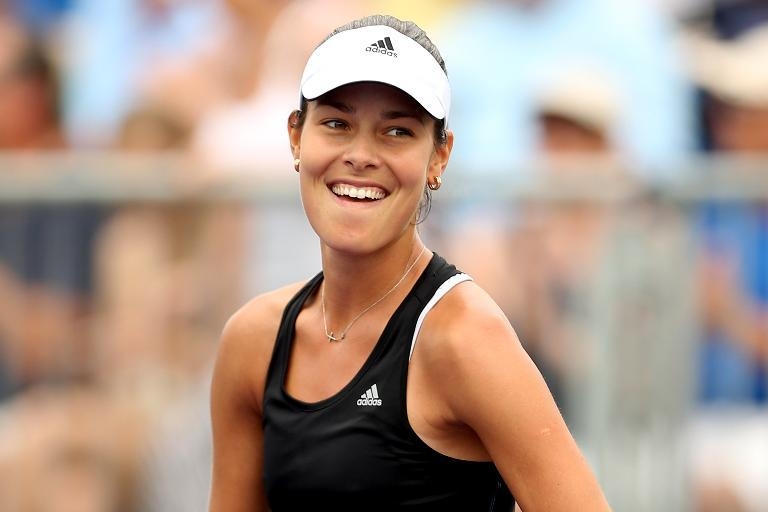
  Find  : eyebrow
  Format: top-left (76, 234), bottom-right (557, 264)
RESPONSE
top-left (315, 98), bottom-right (426, 125)
top-left (382, 109), bottom-right (426, 125)
top-left (316, 98), bottom-right (353, 113)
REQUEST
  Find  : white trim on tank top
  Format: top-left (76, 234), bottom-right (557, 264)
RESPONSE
top-left (409, 273), bottom-right (473, 360)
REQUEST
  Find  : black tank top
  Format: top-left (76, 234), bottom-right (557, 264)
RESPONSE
top-left (263, 253), bottom-right (514, 511)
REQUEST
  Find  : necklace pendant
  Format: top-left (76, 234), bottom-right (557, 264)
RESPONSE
top-left (320, 246), bottom-right (426, 345)
top-left (327, 331), bottom-right (344, 343)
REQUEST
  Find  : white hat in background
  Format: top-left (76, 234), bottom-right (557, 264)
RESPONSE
top-left (299, 24), bottom-right (451, 122)
top-left (682, 23), bottom-right (768, 108)
top-left (534, 65), bottom-right (621, 135)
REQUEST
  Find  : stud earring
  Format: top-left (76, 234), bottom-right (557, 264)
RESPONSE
top-left (293, 158), bottom-right (300, 173)
top-left (427, 175), bottom-right (442, 191)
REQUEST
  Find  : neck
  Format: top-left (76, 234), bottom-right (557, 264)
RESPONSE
top-left (320, 236), bottom-right (428, 326)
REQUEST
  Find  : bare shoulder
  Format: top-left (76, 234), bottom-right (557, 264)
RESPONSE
top-left (212, 280), bottom-right (310, 412)
top-left (418, 278), bottom-right (524, 364)
top-left (414, 278), bottom-right (541, 418)
top-left (221, 281), bottom-right (308, 348)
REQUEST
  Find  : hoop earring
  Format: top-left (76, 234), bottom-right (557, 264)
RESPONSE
top-left (293, 158), bottom-right (301, 173)
top-left (427, 175), bottom-right (442, 191)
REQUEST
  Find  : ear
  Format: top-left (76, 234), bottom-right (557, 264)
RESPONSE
top-left (287, 110), bottom-right (302, 159)
top-left (429, 130), bottom-right (454, 178)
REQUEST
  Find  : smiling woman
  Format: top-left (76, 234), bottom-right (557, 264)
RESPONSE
top-left (290, 81), bottom-right (446, 256)
top-left (208, 13), bottom-right (611, 512)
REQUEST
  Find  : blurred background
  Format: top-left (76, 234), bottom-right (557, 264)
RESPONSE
top-left (0, 0), bottom-right (766, 510)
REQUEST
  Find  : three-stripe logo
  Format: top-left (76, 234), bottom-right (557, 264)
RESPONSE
top-left (357, 383), bottom-right (382, 406)
top-left (365, 37), bottom-right (397, 57)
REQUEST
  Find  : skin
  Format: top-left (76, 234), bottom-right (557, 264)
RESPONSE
top-left (209, 81), bottom-right (610, 511)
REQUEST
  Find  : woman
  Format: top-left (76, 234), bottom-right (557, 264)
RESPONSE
top-left (209, 14), bottom-right (610, 511)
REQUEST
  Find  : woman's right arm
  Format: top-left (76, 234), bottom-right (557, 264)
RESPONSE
top-left (208, 305), bottom-right (271, 512)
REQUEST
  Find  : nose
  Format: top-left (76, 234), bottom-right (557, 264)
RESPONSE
top-left (343, 132), bottom-right (381, 172)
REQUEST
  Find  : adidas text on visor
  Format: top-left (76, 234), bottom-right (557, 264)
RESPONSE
top-left (300, 25), bottom-right (451, 122)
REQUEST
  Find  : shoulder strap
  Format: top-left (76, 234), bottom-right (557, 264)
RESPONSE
top-left (409, 273), bottom-right (473, 360)
top-left (266, 272), bottom-right (323, 386)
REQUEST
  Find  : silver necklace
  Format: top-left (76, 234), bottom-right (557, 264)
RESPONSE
top-left (321, 247), bottom-right (427, 342)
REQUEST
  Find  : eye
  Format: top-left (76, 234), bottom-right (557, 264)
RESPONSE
top-left (323, 119), bottom-right (348, 130)
top-left (385, 127), bottom-right (413, 137)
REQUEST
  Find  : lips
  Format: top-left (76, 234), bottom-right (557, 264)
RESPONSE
top-left (330, 183), bottom-right (387, 201)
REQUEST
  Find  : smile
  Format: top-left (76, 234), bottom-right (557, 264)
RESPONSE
top-left (330, 183), bottom-right (387, 201)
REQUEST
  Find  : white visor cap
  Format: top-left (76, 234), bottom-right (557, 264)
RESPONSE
top-left (300, 25), bottom-right (451, 122)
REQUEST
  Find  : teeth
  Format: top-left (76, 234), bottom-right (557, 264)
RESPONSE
top-left (331, 184), bottom-right (386, 200)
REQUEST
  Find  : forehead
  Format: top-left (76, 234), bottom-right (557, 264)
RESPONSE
top-left (311, 81), bottom-right (428, 117)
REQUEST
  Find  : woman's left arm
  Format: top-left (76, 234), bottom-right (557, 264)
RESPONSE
top-left (439, 285), bottom-right (611, 511)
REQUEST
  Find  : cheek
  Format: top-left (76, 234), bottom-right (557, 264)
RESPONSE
top-left (297, 133), bottom-right (334, 176)
top-left (392, 148), bottom-right (433, 187)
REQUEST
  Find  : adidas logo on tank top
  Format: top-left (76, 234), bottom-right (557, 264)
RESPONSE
top-left (357, 384), bottom-right (382, 406)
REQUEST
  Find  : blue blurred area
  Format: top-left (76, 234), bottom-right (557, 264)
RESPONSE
top-left (6, 0), bottom-right (74, 34)
top-left (439, 0), bottom-right (693, 179)
top-left (61, 0), bottom-right (226, 146)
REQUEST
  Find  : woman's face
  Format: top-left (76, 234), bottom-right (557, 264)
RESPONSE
top-left (289, 82), bottom-right (451, 255)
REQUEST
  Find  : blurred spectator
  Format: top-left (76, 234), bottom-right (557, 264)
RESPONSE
top-left (534, 65), bottom-right (621, 161)
top-left (92, 101), bottom-right (247, 510)
top-left (682, 11), bottom-right (768, 512)
top-left (685, 21), bottom-right (768, 406)
top-left (503, 65), bottom-right (626, 416)
top-left (0, 18), bottom-right (104, 399)
top-left (92, 102), bottom-right (237, 395)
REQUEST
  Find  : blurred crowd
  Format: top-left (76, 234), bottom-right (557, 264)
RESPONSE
top-left (0, 0), bottom-right (767, 510)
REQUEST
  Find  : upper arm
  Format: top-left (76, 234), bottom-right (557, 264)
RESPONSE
top-left (207, 282), bottom-right (306, 512)
top-left (208, 311), bottom-right (269, 512)
top-left (431, 285), bottom-right (611, 511)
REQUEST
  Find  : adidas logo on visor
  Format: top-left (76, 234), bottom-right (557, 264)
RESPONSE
top-left (365, 36), bottom-right (397, 57)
